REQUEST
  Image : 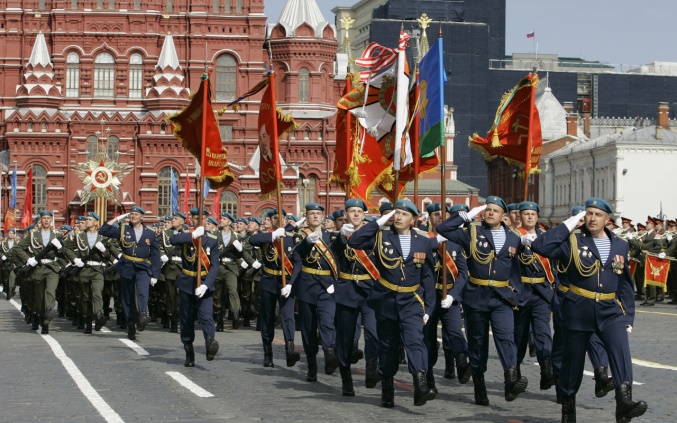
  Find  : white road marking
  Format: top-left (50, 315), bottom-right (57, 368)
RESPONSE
top-left (9, 299), bottom-right (22, 312)
top-left (166, 371), bottom-right (214, 398)
top-left (100, 326), bottom-right (112, 333)
top-left (632, 358), bottom-right (677, 371)
top-left (582, 370), bottom-right (644, 386)
top-left (119, 339), bottom-right (149, 356)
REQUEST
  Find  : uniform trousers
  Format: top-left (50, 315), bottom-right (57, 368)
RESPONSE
top-left (79, 267), bottom-right (105, 316)
top-left (426, 294), bottom-right (467, 369)
top-left (376, 309), bottom-right (427, 377)
top-left (31, 266), bottom-right (60, 317)
top-left (336, 301), bottom-right (377, 369)
top-left (164, 278), bottom-right (179, 317)
top-left (119, 271), bottom-right (150, 322)
top-left (260, 289), bottom-right (295, 345)
top-left (298, 293), bottom-right (336, 357)
top-left (464, 296), bottom-right (518, 374)
top-left (514, 290), bottom-right (553, 365)
top-left (214, 266), bottom-right (240, 318)
top-left (179, 289), bottom-right (215, 344)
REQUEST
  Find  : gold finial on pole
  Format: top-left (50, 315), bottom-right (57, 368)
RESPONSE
top-left (417, 13), bottom-right (433, 33)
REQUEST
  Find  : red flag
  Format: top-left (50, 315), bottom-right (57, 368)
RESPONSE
top-left (644, 254), bottom-right (671, 289)
top-left (258, 73), bottom-right (296, 199)
top-left (213, 187), bottom-right (222, 217)
top-left (21, 168), bottom-right (33, 228)
top-left (3, 209), bottom-right (15, 233)
top-left (183, 173), bottom-right (190, 213)
top-left (168, 77), bottom-right (234, 189)
top-left (331, 74), bottom-right (357, 188)
top-left (469, 73), bottom-right (542, 174)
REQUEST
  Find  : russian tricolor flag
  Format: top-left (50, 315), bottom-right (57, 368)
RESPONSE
top-left (526, 31), bottom-right (535, 38)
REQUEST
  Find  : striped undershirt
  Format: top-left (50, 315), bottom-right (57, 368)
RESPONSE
top-left (491, 229), bottom-right (506, 253)
top-left (399, 234), bottom-right (411, 259)
top-left (592, 236), bottom-right (611, 264)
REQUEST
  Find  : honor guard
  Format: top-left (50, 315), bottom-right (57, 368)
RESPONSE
top-left (437, 197), bottom-right (527, 406)
top-left (99, 206), bottom-right (161, 340)
top-left (293, 202), bottom-right (340, 380)
top-left (14, 210), bottom-right (64, 334)
top-left (63, 212), bottom-right (111, 334)
top-left (324, 214), bottom-right (335, 231)
top-left (531, 198), bottom-right (647, 423)
top-left (0, 228), bottom-right (18, 300)
top-left (333, 198), bottom-right (380, 396)
top-left (332, 209), bottom-right (346, 232)
top-left (170, 219), bottom-right (220, 367)
top-left (348, 199), bottom-right (436, 407)
top-left (248, 209), bottom-right (302, 368)
top-left (239, 217), bottom-right (263, 327)
top-left (507, 203), bottom-right (521, 230)
top-left (425, 203), bottom-right (472, 390)
top-left (159, 211), bottom-right (187, 333)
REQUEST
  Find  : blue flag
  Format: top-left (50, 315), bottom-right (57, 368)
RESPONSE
top-left (9, 165), bottom-right (17, 209)
top-left (170, 169), bottom-right (179, 214)
top-left (418, 38), bottom-right (447, 156)
top-left (203, 178), bottom-right (210, 199)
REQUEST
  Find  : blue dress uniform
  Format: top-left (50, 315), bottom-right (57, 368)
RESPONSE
top-left (348, 199), bottom-right (436, 407)
top-left (98, 206), bottom-right (161, 340)
top-left (293, 203), bottom-right (339, 378)
top-left (331, 198), bottom-right (380, 396)
top-left (248, 209), bottom-right (303, 368)
top-left (170, 228), bottom-right (220, 366)
top-left (531, 198), bottom-right (647, 423)
top-left (437, 196), bottom-right (527, 406)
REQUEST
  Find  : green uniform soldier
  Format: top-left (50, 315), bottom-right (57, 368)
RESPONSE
top-left (0, 228), bottom-right (18, 300)
top-left (159, 212), bottom-right (187, 333)
top-left (241, 217), bottom-right (263, 327)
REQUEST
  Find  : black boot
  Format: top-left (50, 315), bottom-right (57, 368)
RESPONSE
top-left (31, 315), bottom-right (40, 331)
top-left (456, 353), bottom-right (472, 384)
top-left (170, 316), bottom-right (178, 333)
top-left (285, 341), bottom-right (300, 367)
top-left (242, 309), bottom-right (251, 327)
top-left (161, 316), bottom-right (169, 329)
top-left (398, 344), bottom-right (407, 364)
top-left (443, 350), bottom-right (456, 379)
top-left (381, 376), bottom-right (394, 408)
top-left (41, 324), bottom-right (49, 335)
top-left (555, 376), bottom-right (562, 404)
top-left (473, 373), bottom-right (489, 406)
top-left (184, 344), bottom-right (195, 367)
top-left (413, 369), bottom-right (435, 406)
top-left (255, 316), bottom-right (260, 331)
top-left (94, 311), bottom-right (107, 331)
top-left (540, 357), bottom-right (555, 390)
top-left (615, 382), bottom-right (647, 423)
top-left (306, 355), bottom-right (318, 382)
top-left (505, 367), bottom-right (528, 401)
top-left (351, 339), bottom-right (364, 364)
top-left (127, 322), bottom-right (136, 340)
top-left (206, 337), bottom-right (219, 361)
top-left (216, 316), bottom-right (224, 332)
top-left (324, 347), bottom-right (338, 375)
top-left (137, 312), bottom-right (150, 332)
top-left (84, 317), bottom-right (93, 334)
top-left (365, 358), bottom-right (382, 388)
top-left (528, 332), bottom-right (537, 357)
top-left (426, 368), bottom-right (438, 395)
top-left (77, 314), bottom-right (85, 330)
top-left (232, 310), bottom-right (243, 330)
top-left (562, 395), bottom-right (576, 423)
top-left (594, 366), bottom-right (615, 398)
top-left (340, 367), bottom-right (355, 396)
top-left (263, 343), bottom-right (274, 367)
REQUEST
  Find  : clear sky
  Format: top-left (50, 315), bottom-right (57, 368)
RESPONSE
top-left (264, 0), bottom-right (677, 66)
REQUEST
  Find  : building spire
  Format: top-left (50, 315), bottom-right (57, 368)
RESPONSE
top-left (278, 0), bottom-right (329, 37)
top-left (157, 32), bottom-right (181, 70)
top-left (417, 13), bottom-right (433, 61)
top-left (28, 31), bottom-right (52, 68)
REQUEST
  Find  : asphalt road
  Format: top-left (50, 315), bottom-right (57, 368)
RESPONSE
top-left (1, 296), bottom-right (674, 423)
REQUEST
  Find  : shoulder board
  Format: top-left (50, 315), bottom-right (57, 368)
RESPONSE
top-left (572, 228), bottom-right (582, 234)
top-left (510, 228), bottom-right (522, 238)
top-left (378, 225), bottom-right (390, 231)
top-left (412, 228), bottom-right (431, 237)
top-left (469, 221), bottom-right (481, 227)
top-left (206, 232), bottom-right (217, 239)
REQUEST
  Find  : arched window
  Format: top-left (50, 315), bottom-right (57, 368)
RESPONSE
top-left (213, 0), bottom-right (219, 13)
top-left (129, 53), bottom-right (143, 99)
top-left (297, 176), bottom-right (316, 214)
top-left (223, 0), bottom-right (230, 13)
top-left (166, 0), bottom-right (172, 12)
top-left (32, 165), bottom-right (47, 216)
top-left (236, 0), bottom-right (242, 14)
top-left (86, 135), bottom-right (99, 161)
top-left (158, 166), bottom-right (179, 218)
top-left (107, 135), bottom-right (119, 159)
top-left (66, 52), bottom-right (80, 98)
top-left (219, 190), bottom-right (238, 217)
top-left (215, 55), bottom-right (237, 101)
top-left (94, 52), bottom-right (115, 98)
top-left (299, 68), bottom-right (310, 102)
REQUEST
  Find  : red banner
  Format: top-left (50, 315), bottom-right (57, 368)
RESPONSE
top-left (212, 187), bottom-right (222, 218)
top-left (331, 74), bottom-right (356, 188)
top-left (628, 258), bottom-right (638, 279)
top-left (644, 254), bottom-right (671, 289)
top-left (469, 73), bottom-right (542, 174)
top-left (169, 77), bottom-right (234, 189)
top-left (3, 209), bottom-right (15, 233)
top-left (20, 168), bottom-right (33, 228)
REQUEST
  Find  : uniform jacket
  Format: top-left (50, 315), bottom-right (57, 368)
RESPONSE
top-left (215, 229), bottom-right (254, 276)
top-left (158, 228), bottom-right (184, 281)
top-left (99, 222), bottom-right (161, 280)
top-left (248, 231), bottom-right (302, 295)
top-left (242, 231), bottom-right (263, 282)
top-left (516, 227), bottom-right (556, 306)
top-left (428, 232), bottom-right (468, 303)
top-left (332, 231), bottom-right (376, 308)
top-left (293, 228), bottom-right (340, 305)
top-left (14, 228), bottom-right (64, 274)
top-left (169, 231), bottom-right (220, 294)
top-left (63, 231), bottom-right (111, 264)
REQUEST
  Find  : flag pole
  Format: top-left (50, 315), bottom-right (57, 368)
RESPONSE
top-left (345, 70), bottom-right (353, 198)
top-left (413, 67), bottom-right (420, 210)
top-left (195, 73), bottom-right (209, 288)
top-left (269, 69), bottom-right (287, 289)
top-left (524, 68), bottom-right (536, 202)
top-left (437, 25), bottom-right (449, 300)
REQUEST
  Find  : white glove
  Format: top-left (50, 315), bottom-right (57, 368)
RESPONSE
top-left (240, 260), bottom-right (249, 269)
top-left (233, 239), bottom-right (243, 252)
top-left (436, 234), bottom-right (447, 244)
top-left (95, 241), bottom-right (106, 252)
top-left (341, 223), bottom-right (354, 237)
top-left (195, 284), bottom-right (208, 298)
top-left (423, 314), bottom-right (429, 325)
top-left (521, 233), bottom-right (537, 247)
top-left (659, 252), bottom-right (666, 259)
top-left (272, 227), bottom-right (286, 240)
top-left (160, 255), bottom-right (169, 264)
top-left (667, 234), bottom-right (673, 242)
top-left (564, 211), bottom-right (586, 233)
top-left (327, 284), bottom-right (335, 294)
top-left (74, 258), bottom-right (85, 268)
top-left (441, 295), bottom-right (453, 309)
top-left (293, 217), bottom-right (307, 228)
top-left (626, 232), bottom-right (635, 240)
top-left (113, 259), bottom-right (118, 265)
top-left (27, 257), bottom-right (38, 267)
top-left (306, 231), bottom-right (321, 244)
top-left (626, 325), bottom-right (632, 334)
top-left (252, 260), bottom-right (262, 269)
top-left (464, 205), bottom-right (487, 222)
top-left (192, 226), bottom-right (205, 239)
top-left (150, 277), bottom-right (158, 286)
top-left (1, 255), bottom-right (6, 261)
top-left (280, 284), bottom-right (292, 298)
top-left (376, 210), bottom-right (396, 226)
top-left (116, 213), bottom-right (130, 223)
top-left (50, 238), bottom-right (63, 249)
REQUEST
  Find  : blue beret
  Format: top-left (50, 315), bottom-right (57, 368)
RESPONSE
top-left (325, 214), bottom-right (334, 221)
top-left (426, 203), bottom-right (442, 214)
top-left (449, 204), bottom-right (469, 213)
top-left (379, 202), bottom-right (394, 214)
top-left (507, 203), bottom-right (518, 212)
top-left (26, 224), bottom-right (35, 230)
top-left (39, 210), bottom-right (53, 217)
top-left (189, 208), bottom-right (210, 216)
top-left (364, 216), bottom-right (375, 223)
top-left (220, 211), bottom-right (236, 222)
top-left (87, 211), bottom-right (100, 220)
top-left (183, 224), bottom-right (189, 230)
top-left (305, 202), bottom-right (325, 212)
top-left (236, 218), bottom-right (247, 224)
top-left (173, 211), bottom-right (187, 220)
top-left (154, 222), bottom-right (164, 227)
top-left (78, 216), bottom-right (87, 222)
top-left (585, 197), bottom-right (613, 214)
top-left (395, 199), bottom-right (419, 216)
top-left (286, 214), bottom-right (299, 222)
top-left (518, 201), bottom-right (540, 214)
top-left (164, 215), bottom-right (172, 221)
top-left (267, 209), bottom-right (286, 218)
top-left (486, 196), bottom-right (508, 213)
top-left (572, 206), bottom-right (585, 215)
top-left (207, 217), bottom-right (219, 226)
top-left (130, 206), bottom-right (146, 214)
top-left (332, 210), bottom-right (345, 220)
top-left (7, 228), bottom-right (15, 233)
top-left (345, 198), bottom-right (367, 211)
top-left (59, 225), bottom-right (72, 231)
top-left (248, 217), bottom-right (262, 225)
